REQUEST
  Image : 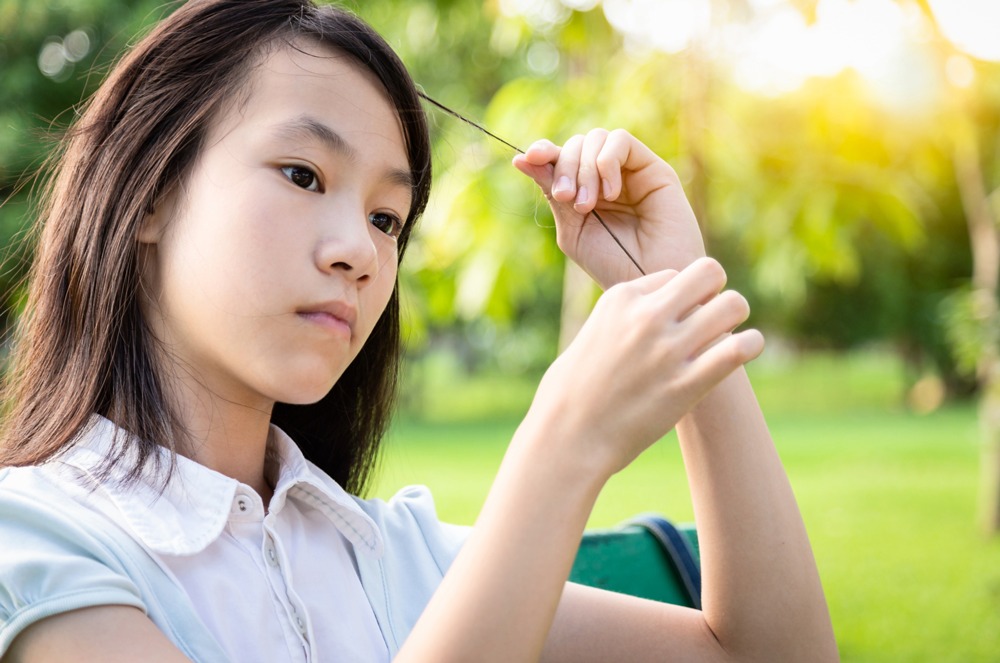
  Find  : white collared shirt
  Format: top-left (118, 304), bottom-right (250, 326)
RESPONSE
top-left (43, 415), bottom-right (390, 663)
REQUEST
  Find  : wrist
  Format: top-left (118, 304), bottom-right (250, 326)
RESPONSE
top-left (509, 403), bottom-right (614, 495)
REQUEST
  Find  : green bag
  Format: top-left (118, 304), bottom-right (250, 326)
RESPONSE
top-left (569, 515), bottom-right (701, 609)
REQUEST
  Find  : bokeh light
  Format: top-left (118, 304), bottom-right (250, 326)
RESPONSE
top-left (946, 54), bottom-right (976, 89)
top-left (36, 28), bottom-right (93, 82)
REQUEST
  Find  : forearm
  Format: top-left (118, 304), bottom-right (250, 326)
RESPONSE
top-left (677, 367), bottom-right (838, 662)
top-left (395, 415), bottom-right (606, 663)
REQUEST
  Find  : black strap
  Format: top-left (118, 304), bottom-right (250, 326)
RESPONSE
top-left (625, 515), bottom-right (702, 610)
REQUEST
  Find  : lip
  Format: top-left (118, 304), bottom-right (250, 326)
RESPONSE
top-left (296, 300), bottom-right (356, 338)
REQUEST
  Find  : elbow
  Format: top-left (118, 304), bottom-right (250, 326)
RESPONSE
top-left (700, 615), bottom-right (840, 663)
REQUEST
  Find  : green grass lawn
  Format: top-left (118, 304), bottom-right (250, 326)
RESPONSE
top-left (376, 350), bottom-right (1000, 662)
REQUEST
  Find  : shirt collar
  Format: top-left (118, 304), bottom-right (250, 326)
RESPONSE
top-left (55, 415), bottom-right (384, 559)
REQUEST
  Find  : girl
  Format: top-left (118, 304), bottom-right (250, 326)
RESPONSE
top-left (0, 1), bottom-right (838, 661)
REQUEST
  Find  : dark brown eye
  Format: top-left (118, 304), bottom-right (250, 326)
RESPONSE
top-left (280, 166), bottom-right (319, 191)
top-left (369, 212), bottom-right (401, 237)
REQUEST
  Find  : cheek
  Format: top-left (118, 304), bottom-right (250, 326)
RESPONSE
top-left (154, 178), bottom-right (399, 405)
top-left (163, 187), bottom-right (298, 322)
top-left (343, 245), bottom-right (397, 370)
top-left (358, 248), bottom-right (399, 333)
top-left (154, 181), bottom-right (322, 394)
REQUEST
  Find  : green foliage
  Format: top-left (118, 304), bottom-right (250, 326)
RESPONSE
top-left (940, 285), bottom-right (997, 378)
top-left (0, 0), bottom-right (168, 324)
top-left (1, 0), bottom-right (997, 394)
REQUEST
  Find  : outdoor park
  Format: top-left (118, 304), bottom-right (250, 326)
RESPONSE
top-left (2, 0), bottom-right (1000, 660)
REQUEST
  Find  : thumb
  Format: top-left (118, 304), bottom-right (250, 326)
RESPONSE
top-left (512, 154), bottom-right (555, 194)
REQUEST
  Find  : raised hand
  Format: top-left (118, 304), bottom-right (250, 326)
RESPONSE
top-left (512, 129), bottom-right (706, 290)
top-left (526, 257), bottom-right (764, 476)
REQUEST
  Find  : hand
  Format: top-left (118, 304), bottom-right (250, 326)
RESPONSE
top-left (512, 129), bottom-right (705, 290)
top-left (523, 258), bottom-right (764, 477)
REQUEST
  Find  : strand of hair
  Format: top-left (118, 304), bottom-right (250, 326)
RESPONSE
top-left (416, 92), bottom-right (647, 277)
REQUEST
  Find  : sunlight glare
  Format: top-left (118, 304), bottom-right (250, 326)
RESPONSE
top-left (602, 0), bottom-right (712, 54)
top-left (734, 0), bottom-right (908, 95)
top-left (500, 0), bottom-right (572, 29)
top-left (928, 0), bottom-right (1000, 62)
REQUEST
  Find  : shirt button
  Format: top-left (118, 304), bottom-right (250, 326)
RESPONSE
top-left (265, 536), bottom-right (279, 567)
top-left (295, 615), bottom-right (308, 637)
top-left (235, 497), bottom-right (249, 513)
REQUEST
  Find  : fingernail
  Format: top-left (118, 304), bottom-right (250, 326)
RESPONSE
top-left (575, 185), bottom-right (588, 206)
top-left (602, 179), bottom-right (611, 199)
top-left (554, 176), bottom-right (572, 194)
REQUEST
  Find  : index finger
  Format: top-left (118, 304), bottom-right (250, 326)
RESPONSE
top-left (522, 139), bottom-right (561, 165)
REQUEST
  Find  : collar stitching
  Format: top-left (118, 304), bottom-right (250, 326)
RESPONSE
top-left (293, 484), bottom-right (376, 552)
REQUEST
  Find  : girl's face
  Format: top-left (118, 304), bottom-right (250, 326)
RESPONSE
top-left (140, 42), bottom-right (412, 410)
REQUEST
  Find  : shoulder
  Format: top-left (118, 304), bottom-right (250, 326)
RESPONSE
top-left (0, 466), bottom-right (148, 656)
top-left (346, 486), bottom-right (472, 655)
top-left (351, 485), bottom-right (471, 574)
top-left (0, 464), bottom-right (110, 549)
top-left (0, 466), bottom-right (231, 662)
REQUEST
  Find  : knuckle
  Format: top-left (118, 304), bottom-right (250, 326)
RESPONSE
top-left (609, 128), bottom-right (631, 141)
top-left (662, 161), bottom-right (682, 185)
top-left (602, 281), bottom-right (626, 302)
top-left (723, 340), bottom-right (745, 364)
top-left (609, 280), bottom-right (640, 304)
top-left (635, 298), bottom-right (660, 324)
top-left (540, 138), bottom-right (557, 149)
top-left (553, 162), bottom-right (572, 177)
top-left (721, 290), bottom-right (749, 316)
top-left (595, 153), bottom-right (618, 172)
top-left (698, 257), bottom-right (726, 286)
top-left (588, 127), bottom-right (609, 140)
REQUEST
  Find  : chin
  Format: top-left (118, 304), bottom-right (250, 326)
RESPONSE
top-left (257, 355), bottom-right (350, 406)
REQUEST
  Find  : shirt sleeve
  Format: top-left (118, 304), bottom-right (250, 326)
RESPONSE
top-left (0, 469), bottom-right (146, 655)
top-left (391, 485), bottom-right (472, 574)
top-left (352, 485), bottom-right (472, 654)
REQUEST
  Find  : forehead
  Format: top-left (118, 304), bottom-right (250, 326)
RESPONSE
top-left (209, 41), bottom-right (408, 169)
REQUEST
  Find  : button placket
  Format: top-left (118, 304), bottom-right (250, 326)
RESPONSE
top-left (263, 523), bottom-right (311, 655)
top-left (266, 535), bottom-right (279, 568)
top-left (294, 612), bottom-right (308, 638)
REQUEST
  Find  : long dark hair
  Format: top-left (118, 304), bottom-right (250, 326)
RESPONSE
top-left (0, 0), bottom-right (432, 496)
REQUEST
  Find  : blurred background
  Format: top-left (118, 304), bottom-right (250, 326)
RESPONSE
top-left (2, 0), bottom-right (1000, 659)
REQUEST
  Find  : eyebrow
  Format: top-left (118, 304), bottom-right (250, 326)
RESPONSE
top-left (272, 115), bottom-right (414, 191)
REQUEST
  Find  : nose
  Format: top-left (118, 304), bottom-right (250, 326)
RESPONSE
top-left (314, 204), bottom-right (380, 286)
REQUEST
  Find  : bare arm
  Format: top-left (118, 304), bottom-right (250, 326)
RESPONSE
top-left (396, 130), bottom-right (837, 662)
top-left (401, 362), bottom-right (836, 663)
top-left (3, 606), bottom-right (192, 663)
top-left (676, 367), bottom-right (836, 660)
top-left (397, 258), bottom-right (829, 662)
top-left (539, 368), bottom-right (838, 663)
